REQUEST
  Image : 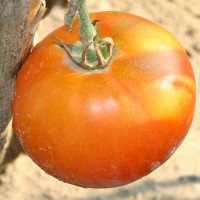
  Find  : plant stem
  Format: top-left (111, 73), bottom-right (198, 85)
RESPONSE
top-left (64, 0), bottom-right (78, 31)
top-left (65, 0), bottom-right (97, 46)
top-left (78, 0), bottom-right (97, 46)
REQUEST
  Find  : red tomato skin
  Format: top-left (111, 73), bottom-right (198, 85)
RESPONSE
top-left (12, 12), bottom-right (196, 188)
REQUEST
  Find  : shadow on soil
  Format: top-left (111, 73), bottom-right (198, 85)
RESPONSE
top-left (69, 176), bottom-right (200, 200)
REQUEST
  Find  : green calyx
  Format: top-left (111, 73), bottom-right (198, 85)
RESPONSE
top-left (54, 34), bottom-right (114, 69)
top-left (55, 0), bottom-right (115, 70)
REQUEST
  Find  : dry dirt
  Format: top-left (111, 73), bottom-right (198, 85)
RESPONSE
top-left (0, 0), bottom-right (200, 199)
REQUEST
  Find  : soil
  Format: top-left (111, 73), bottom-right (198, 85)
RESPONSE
top-left (0, 0), bottom-right (200, 199)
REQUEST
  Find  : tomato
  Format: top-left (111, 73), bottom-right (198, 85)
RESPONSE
top-left (12, 12), bottom-right (195, 188)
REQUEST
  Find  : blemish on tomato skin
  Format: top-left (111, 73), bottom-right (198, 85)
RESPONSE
top-left (26, 114), bottom-right (32, 119)
top-left (159, 75), bottom-right (195, 97)
top-left (163, 140), bottom-right (185, 164)
top-left (15, 126), bottom-right (26, 146)
top-left (150, 161), bottom-right (161, 172)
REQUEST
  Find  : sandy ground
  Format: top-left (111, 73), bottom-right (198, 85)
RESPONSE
top-left (0, 0), bottom-right (200, 199)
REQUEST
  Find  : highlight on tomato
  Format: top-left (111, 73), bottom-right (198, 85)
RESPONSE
top-left (12, 11), bottom-right (196, 188)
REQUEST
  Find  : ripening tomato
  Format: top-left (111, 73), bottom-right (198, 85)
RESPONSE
top-left (12, 12), bottom-right (195, 188)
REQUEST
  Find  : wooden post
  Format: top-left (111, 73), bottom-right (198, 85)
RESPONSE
top-left (0, 0), bottom-right (45, 160)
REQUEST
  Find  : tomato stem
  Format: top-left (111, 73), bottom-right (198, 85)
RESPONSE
top-left (60, 0), bottom-right (115, 70)
top-left (64, 0), bottom-right (78, 31)
top-left (65, 0), bottom-right (96, 46)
